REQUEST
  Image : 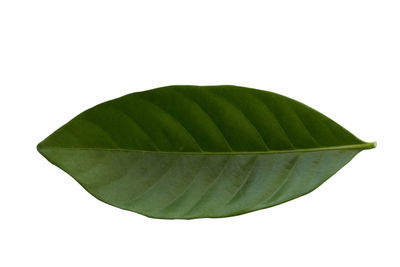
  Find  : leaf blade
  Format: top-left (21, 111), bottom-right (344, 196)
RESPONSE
top-left (37, 85), bottom-right (375, 219)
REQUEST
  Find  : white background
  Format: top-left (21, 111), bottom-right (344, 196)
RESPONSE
top-left (1, 1), bottom-right (399, 266)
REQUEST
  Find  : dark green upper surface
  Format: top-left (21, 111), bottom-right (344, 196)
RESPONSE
top-left (38, 85), bottom-right (367, 153)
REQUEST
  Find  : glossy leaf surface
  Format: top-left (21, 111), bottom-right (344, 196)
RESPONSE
top-left (37, 85), bottom-right (375, 219)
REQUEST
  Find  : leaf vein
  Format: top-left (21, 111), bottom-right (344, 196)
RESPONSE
top-left (209, 91), bottom-right (270, 150)
top-left (255, 154), bottom-right (300, 208)
top-left (162, 156), bottom-right (208, 210)
top-left (111, 106), bottom-right (160, 150)
top-left (172, 89), bottom-right (233, 151)
top-left (224, 155), bottom-right (259, 206)
top-left (138, 96), bottom-right (204, 152)
top-left (185, 156), bottom-right (231, 216)
top-left (129, 155), bottom-right (180, 203)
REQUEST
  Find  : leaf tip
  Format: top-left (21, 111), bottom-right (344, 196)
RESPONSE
top-left (36, 140), bottom-right (48, 156)
top-left (36, 142), bottom-right (42, 153)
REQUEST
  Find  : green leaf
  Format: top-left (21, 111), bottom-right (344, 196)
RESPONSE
top-left (37, 85), bottom-right (375, 219)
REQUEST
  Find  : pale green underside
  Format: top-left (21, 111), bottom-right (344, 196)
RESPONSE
top-left (39, 146), bottom-right (363, 219)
